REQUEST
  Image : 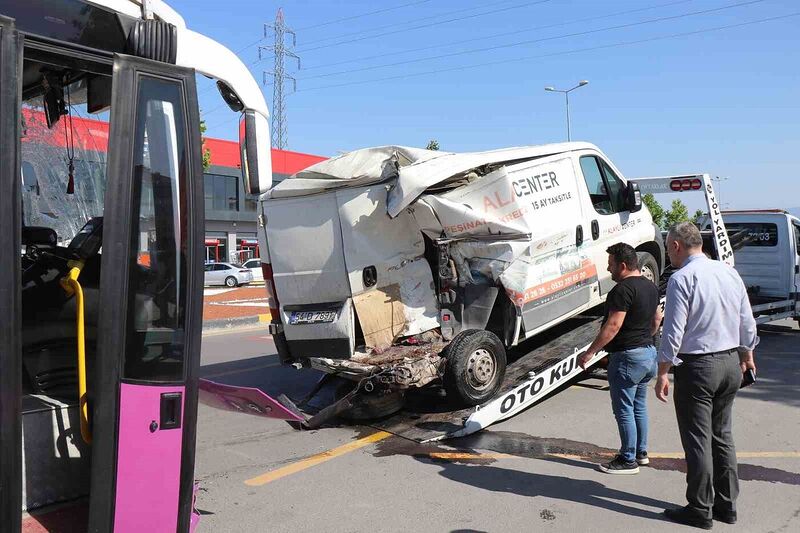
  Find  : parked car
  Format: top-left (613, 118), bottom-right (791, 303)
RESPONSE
top-left (242, 258), bottom-right (264, 282)
top-left (204, 262), bottom-right (253, 287)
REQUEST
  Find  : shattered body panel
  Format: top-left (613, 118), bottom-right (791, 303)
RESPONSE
top-left (310, 339), bottom-right (446, 389)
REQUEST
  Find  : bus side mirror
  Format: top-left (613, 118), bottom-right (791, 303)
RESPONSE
top-left (239, 109), bottom-right (272, 195)
top-left (626, 181), bottom-right (642, 213)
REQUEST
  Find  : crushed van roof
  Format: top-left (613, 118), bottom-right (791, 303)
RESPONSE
top-left (268, 142), bottom-right (599, 217)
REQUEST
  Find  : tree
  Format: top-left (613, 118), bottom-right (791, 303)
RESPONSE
top-left (692, 209), bottom-right (705, 223)
top-left (642, 193), bottom-right (665, 229)
top-left (200, 117), bottom-right (211, 171)
top-left (664, 198), bottom-right (691, 229)
top-left (426, 139), bottom-right (440, 151)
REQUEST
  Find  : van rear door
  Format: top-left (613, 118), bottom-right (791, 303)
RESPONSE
top-left (263, 193), bottom-right (355, 358)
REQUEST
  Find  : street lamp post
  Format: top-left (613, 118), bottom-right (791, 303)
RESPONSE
top-left (544, 80), bottom-right (589, 141)
top-left (712, 176), bottom-right (730, 208)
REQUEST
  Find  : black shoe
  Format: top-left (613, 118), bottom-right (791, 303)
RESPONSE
top-left (598, 455), bottom-right (639, 475)
top-left (663, 507), bottom-right (713, 530)
top-left (712, 508), bottom-right (737, 524)
top-left (636, 451), bottom-right (649, 465)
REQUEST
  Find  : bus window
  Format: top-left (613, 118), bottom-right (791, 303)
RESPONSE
top-left (124, 77), bottom-right (189, 382)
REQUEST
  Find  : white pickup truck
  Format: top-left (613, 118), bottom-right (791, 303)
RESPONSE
top-left (703, 210), bottom-right (800, 324)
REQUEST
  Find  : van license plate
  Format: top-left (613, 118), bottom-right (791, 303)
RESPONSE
top-left (289, 311), bottom-right (337, 325)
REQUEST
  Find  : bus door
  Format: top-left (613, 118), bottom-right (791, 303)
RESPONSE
top-left (0, 15), bottom-right (22, 533)
top-left (87, 54), bottom-right (204, 533)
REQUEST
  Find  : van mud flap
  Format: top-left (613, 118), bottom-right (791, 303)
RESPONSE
top-left (368, 314), bottom-right (608, 442)
top-left (199, 378), bottom-right (306, 421)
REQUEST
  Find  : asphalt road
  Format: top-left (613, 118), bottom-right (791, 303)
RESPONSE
top-left (195, 321), bottom-right (800, 533)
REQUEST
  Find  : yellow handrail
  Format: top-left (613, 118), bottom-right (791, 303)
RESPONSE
top-left (61, 264), bottom-right (92, 444)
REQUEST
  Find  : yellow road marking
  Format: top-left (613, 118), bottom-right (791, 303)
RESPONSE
top-left (245, 431), bottom-right (393, 486)
top-left (428, 452), bottom-right (514, 460)
top-left (425, 451), bottom-right (800, 461)
top-left (243, 431), bottom-right (799, 487)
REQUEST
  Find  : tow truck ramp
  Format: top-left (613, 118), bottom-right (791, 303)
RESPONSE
top-left (199, 173), bottom-right (754, 441)
top-left (369, 314), bottom-right (608, 442)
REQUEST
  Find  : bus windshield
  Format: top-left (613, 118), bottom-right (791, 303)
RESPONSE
top-left (22, 83), bottom-right (109, 246)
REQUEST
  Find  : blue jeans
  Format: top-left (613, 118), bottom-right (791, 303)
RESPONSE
top-left (607, 345), bottom-right (657, 463)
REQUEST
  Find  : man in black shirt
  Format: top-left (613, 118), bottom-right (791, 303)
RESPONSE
top-left (578, 243), bottom-right (661, 474)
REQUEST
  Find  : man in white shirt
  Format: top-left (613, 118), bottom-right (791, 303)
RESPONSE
top-left (656, 222), bottom-right (758, 530)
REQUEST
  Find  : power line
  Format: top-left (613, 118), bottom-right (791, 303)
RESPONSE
top-left (294, 0), bottom-right (765, 83)
top-left (294, 0), bottom-right (436, 31)
top-left (198, 3), bottom-right (435, 99)
top-left (201, 10), bottom-right (796, 129)
top-left (296, 0), bottom-right (554, 53)
top-left (300, 0), bottom-right (696, 72)
top-left (293, 12), bottom-right (799, 93)
top-left (297, 0), bottom-right (526, 47)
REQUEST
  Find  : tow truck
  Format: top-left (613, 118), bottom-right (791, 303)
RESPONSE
top-left (201, 172), bottom-right (739, 443)
top-left (700, 209), bottom-right (800, 325)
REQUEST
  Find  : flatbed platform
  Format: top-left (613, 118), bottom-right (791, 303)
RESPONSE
top-left (371, 313), bottom-right (604, 442)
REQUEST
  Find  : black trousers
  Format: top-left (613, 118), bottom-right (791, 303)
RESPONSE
top-left (674, 350), bottom-right (741, 517)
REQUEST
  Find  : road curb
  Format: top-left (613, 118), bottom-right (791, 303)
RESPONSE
top-left (202, 313), bottom-right (272, 331)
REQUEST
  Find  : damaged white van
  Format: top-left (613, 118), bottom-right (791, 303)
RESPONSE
top-left (259, 142), bottom-right (664, 409)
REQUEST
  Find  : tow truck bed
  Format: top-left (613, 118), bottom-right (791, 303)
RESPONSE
top-left (371, 313), bottom-right (605, 442)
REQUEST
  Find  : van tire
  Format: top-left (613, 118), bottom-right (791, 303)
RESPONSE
top-left (443, 329), bottom-right (507, 407)
top-left (637, 252), bottom-right (659, 285)
top-left (224, 276), bottom-right (238, 287)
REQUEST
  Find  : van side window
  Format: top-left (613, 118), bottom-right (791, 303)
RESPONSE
top-left (600, 161), bottom-right (627, 213)
top-left (794, 224), bottom-right (800, 256)
top-left (579, 156), bottom-right (614, 215)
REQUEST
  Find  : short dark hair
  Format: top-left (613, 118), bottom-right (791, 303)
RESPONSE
top-left (606, 242), bottom-right (639, 271)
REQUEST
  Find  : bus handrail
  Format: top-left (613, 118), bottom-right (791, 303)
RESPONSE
top-left (61, 264), bottom-right (92, 445)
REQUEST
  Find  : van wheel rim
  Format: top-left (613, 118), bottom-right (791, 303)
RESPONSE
top-left (466, 348), bottom-right (496, 390)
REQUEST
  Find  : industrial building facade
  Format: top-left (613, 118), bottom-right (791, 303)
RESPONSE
top-left (202, 138), bottom-right (326, 263)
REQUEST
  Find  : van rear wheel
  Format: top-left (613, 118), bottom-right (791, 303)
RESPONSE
top-left (637, 251), bottom-right (659, 286)
top-left (443, 329), bottom-right (506, 407)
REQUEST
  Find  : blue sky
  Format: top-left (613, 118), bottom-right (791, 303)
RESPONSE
top-left (173, 0), bottom-right (800, 211)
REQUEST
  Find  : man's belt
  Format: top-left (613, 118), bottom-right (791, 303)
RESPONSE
top-left (678, 348), bottom-right (738, 358)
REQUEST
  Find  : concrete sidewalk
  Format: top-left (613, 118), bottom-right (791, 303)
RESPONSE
top-left (203, 285), bottom-right (271, 330)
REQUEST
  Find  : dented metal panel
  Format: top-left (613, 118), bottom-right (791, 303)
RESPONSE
top-left (336, 185), bottom-right (439, 350)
